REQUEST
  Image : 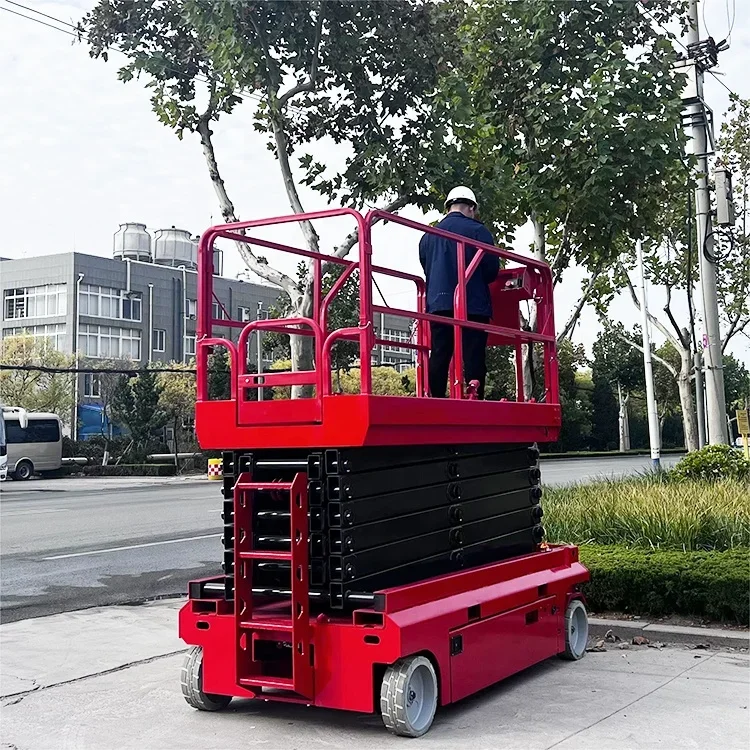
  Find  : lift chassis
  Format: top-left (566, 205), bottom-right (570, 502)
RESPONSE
top-left (180, 209), bottom-right (590, 737)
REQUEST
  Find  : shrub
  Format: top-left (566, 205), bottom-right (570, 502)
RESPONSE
top-left (544, 477), bottom-right (750, 551)
top-left (671, 444), bottom-right (750, 482)
top-left (580, 545), bottom-right (750, 623)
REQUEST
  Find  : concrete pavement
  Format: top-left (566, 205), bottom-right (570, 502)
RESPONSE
top-left (1, 599), bottom-right (747, 749)
top-left (0, 455), bottom-right (683, 623)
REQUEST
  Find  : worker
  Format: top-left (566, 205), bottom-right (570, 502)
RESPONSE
top-left (419, 186), bottom-right (500, 399)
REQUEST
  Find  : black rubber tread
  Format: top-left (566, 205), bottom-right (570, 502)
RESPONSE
top-left (380, 655), bottom-right (438, 738)
top-left (14, 460), bottom-right (33, 481)
top-left (180, 646), bottom-right (232, 711)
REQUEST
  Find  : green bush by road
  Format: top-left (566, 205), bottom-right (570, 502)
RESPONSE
top-left (579, 545), bottom-right (750, 624)
top-left (544, 477), bottom-right (749, 551)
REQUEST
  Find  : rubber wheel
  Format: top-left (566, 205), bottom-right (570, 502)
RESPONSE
top-left (380, 655), bottom-right (438, 737)
top-left (181, 646), bottom-right (232, 711)
top-left (560, 599), bottom-right (589, 661)
top-left (13, 460), bottom-right (33, 481)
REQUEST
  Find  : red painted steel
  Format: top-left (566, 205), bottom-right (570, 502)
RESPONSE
top-left (232, 473), bottom-right (313, 699)
top-left (194, 208), bottom-right (560, 449)
top-left (180, 544), bottom-right (589, 712)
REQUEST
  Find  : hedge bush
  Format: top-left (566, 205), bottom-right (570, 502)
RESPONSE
top-left (82, 464), bottom-right (176, 477)
top-left (671, 444), bottom-right (750, 482)
top-left (579, 545), bottom-right (750, 623)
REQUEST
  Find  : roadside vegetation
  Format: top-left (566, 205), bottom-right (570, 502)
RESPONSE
top-left (545, 448), bottom-right (750, 623)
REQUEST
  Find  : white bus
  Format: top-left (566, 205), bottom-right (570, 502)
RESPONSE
top-left (0, 407), bottom-right (63, 481)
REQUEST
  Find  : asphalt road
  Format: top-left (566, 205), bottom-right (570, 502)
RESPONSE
top-left (0, 455), bottom-right (680, 623)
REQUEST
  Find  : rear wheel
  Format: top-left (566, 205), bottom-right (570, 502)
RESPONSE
top-left (181, 646), bottom-right (232, 711)
top-left (13, 460), bottom-right (34, 481)
top-left (380, 655), bottom-right (438, 737)
top-left (560, 599), bottom-right (589, 660)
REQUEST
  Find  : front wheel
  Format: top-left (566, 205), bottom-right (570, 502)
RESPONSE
top-left (559, 599), bottom-right (589, 661)
top-left (181, 646), bottom-right (232, 711)
top-left (380, 655), bottom-right (438, 737)
top-left (13, 460), bottom-right (34, 481)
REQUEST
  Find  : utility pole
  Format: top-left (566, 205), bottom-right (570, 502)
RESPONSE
top-left (684, 0), bottom-right (728, 444)
top-left (637, 239), bottom-right (661, 469)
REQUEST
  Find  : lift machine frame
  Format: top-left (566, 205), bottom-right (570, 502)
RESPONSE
top-left (179, 208), bottom-right (590, 737)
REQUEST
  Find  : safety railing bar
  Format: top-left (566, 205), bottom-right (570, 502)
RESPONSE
top-left (374, 338), bottom-right (428, 353)
top-left (321, 326), bottom-right (365, 396)
top-left (239, 372), bottom-right (318, 387)
top-left (371, 305), bottom-right (554, 344)
top-left (208, 207), bottom-right (366, 234)
top-left (197, 337), bottom-right (239, 400)
top-left (321, 261), bottom-right (358, 335)
top-left (211, 318), bottom-right (246, 329)
top-left (367, 210), bottom-right (552, 276)
top-left (371, 265), bottom-right (426, 289)
top-left (214, 230), bottom-right (354, 267)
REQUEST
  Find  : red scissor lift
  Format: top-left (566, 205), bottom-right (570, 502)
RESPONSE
top-left (179, 209), bottom-right (590, 737)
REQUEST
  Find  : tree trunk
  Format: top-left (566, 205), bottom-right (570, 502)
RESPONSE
top-left (678, 348), bottom-right (699, 452)
top-left (617, 383), bottom-right (631, 452)
top-left (173, 416), bottom-right (180, 473)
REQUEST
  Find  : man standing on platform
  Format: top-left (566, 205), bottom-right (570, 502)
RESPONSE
top-left (419, 186), bottom-right (499, 399)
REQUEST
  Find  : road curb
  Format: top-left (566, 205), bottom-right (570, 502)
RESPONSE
top-left (589, 617), bottom-right (749, 649)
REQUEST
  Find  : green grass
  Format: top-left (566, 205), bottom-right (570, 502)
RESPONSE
top-left (544, 477), bottom-right (750, 551)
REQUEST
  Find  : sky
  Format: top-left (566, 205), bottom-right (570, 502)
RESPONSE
top-left (0, 0), bottom-right (748, 367)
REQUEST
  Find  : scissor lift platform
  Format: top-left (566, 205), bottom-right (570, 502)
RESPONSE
top-left (179, 209), bottom-right (589, 737)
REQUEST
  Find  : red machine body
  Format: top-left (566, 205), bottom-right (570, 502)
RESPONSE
top-left (179, 209), bottom-right (588, 736)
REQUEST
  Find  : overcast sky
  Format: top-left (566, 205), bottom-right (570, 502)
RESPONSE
top-left (1, 0), bottom-right (747, 366)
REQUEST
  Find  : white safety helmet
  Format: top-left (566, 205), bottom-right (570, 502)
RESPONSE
top-left (444, 186), bottom-right (478, 210)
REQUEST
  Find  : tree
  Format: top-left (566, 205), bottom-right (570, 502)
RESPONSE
top-left (715, 96), bottom-right (750, 350)
top-left (0, 336), bottom-right (74, 423)
top-left (591, 325), bottom-right (645, 452)
top-left (653, 342), bottom-right (684, 446)
top-left (724, 355), bottom-right (750, 412)
top-left (111, 368), bottom-right (167, 460)
top-left (437, 0), bottom-right (689, 382)
top-left (80, 0), bottom-right (464, 389)
top-left (157, 363), bottom-right (197, 468)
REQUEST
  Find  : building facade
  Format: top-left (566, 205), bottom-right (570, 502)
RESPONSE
top-left (1, 245), bottom-right (416, 424)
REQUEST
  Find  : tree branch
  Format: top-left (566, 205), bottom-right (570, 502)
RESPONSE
top-left (663, 284), bottom-right (689, 348)
top-left (612, 329), bottom-right (678, 378)
top-left (196, 116), bottom-right (296, 297)
top-left (557, 268), bottom-right (601, 342)
top-left (621, 266), bottom-right (683, 352)
top-left (278, 2), bottom-right (325, 107)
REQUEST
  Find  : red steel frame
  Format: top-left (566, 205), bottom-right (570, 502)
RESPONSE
top-left (193, 209), bottom-right (561, 450)
top-left (180, 542), bottom-right (587, 712)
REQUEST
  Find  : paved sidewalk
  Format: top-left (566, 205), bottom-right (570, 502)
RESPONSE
top-left (1, 601), bottom-right (748, 750)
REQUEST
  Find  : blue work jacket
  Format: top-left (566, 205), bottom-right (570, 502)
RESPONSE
top-left (418, 213), bottom-right (500, 317)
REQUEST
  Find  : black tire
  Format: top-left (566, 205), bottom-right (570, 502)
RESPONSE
top-left (559, 599), bottom-right (589, 661)
top-left (380, 655), bottom-right (438, 737)
top-left (181, 646), bottom-right (232, 711)
top-left (14, 460), bottom-right (34, 481)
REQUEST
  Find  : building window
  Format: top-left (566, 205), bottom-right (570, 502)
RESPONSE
top-left (3, 284), bottom-right (67, 320)
top-left (381, 356), bottom-right (412, 373)
top-left (4, 324), bottom-right (67, 351)
top-left (83, 373), bottom-right (102, 398)
top-left (78, 324), bottom-right (141, 359)
top-left (186, 299), bottom-right (197, 318)
top-left (381, 327), bottom-right (411, 354)
top-left (153, 328), bottom-right (166, 353)
top-left (212, 302), bottom-right (227, 320)
top-left (238, 306), bottom-right (253, 322)
top-left (79, 285), bottom-right (142, 322)
top-left (185, 335), bottom-right (196, 356)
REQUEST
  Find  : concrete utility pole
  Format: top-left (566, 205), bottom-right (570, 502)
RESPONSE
top-left (637, 239), bottom-right (661, 469)
top-left (685, 0), bottom-right (729, 444)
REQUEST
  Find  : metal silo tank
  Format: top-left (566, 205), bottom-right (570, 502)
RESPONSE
top-left (113, 223), bottom-right (152, 262)
top-left (153, 227), bottom-right (197, 270)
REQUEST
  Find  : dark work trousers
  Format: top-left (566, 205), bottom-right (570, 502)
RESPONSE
top-left (428, 311), bottom-right (490, 399)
